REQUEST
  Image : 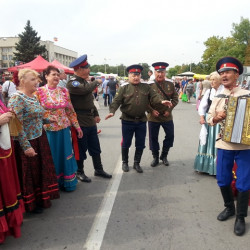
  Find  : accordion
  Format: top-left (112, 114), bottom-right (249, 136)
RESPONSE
top-left (222, 95), bottom-right (250, 145)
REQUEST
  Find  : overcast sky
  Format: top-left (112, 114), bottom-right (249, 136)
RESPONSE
top-left (1, 0), bottom-right (250, 68)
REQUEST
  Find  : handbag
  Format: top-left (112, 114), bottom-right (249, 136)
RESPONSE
top-left (8, 115), bottom-right (23, 136)
top-left (181, 93), bottom-right (188, 102)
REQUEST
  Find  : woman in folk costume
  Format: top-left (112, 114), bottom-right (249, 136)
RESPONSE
top-left (8, 69), bottom-right (60, 213)
top-left (36, 66), bottom-right (83, 191)
top-left (0, 99), bottom-right (24, 244)
top-left (194, 71), bottom-right (224, 175)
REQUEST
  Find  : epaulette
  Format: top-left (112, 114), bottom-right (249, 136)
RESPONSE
top-left (69, 76), bottom-right (77, 81)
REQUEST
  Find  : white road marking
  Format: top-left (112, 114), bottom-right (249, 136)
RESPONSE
top-left (83, 156), bottom-right (123, 250)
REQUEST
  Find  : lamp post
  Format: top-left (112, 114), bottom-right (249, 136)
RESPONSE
top-left (104, 58), bottom-right (110, 74)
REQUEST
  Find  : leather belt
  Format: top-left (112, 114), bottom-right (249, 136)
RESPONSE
top-left (74, 108), bottom-right (94, 114)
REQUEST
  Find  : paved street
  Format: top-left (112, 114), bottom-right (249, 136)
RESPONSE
top-left (3, 98), bottom-right (250, 250)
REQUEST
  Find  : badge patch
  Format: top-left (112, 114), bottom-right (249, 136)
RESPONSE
top-left (72, 81), bottom-right (80, 87)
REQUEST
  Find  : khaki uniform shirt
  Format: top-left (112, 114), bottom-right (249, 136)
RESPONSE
top-left (67, 75), bottom-right (99, 127)
top-left (147, 80), bottom-right (179, 122)
top-left (109, 82), bottom-right (163, 122)
top-left (207, 86), bottom-right (250, 150)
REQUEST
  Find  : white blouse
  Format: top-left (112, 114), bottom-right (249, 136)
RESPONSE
top-left (198, 84), bottom-right (224, 116)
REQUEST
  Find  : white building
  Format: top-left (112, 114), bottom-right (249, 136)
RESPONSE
top-left (0, 37), bottom-right (77, 68)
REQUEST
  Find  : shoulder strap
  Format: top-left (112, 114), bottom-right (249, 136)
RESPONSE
top-left (215, 94), bottom-right (229, 98)
top-left (7, 81), bottom-right (11, 93)
top-left (154, 81), bottom-right (170, 101)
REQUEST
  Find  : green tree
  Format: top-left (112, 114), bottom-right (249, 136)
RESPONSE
top-left (231, 17), bottom-right (250, 45)
top-left (202, 36), bottom-right (224, 72)
top-left (167, 67), bottom-right (179, 78)
top-left (140, 63), bottom-right (150, 80)
top-left (202, 36), bottom-right (246, 72)
top-left (14, 20), bottom-right (47, 63)
top-left (202, 17), bottom-right (250, 72)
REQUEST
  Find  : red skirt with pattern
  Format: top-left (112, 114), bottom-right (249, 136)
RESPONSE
top-left (14, 130), bottom-right (60, 212)
top-left (0, 142), bottom-right (25, 244)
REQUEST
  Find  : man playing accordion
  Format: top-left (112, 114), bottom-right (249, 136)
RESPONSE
top-left (207, 56), bottom-right (250, 236)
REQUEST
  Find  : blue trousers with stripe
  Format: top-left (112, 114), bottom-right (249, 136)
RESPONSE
top-left (121, 120), bottom-right (146, 150)
top-left (217, 149), bottom-right (250, 192)
top-left (148, 120), bottom-right (174, 151)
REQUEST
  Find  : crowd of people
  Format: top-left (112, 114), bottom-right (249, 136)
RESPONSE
top-left (0, 55), bottom-right (250, 244)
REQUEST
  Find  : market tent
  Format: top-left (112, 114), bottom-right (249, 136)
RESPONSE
top-left (90, 72), bottom-right (101, 76)
top-left (8, 55), bottom-right (51, 72)
top-left (177, 71), bottom-right (195, 77)
top-left (193, 74), bottom-right (208, 80)
top-left (51, 60), bottom-right (74, 74)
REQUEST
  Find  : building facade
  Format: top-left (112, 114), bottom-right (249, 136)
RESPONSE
top-left (0, 37), bottom-right (77, 68)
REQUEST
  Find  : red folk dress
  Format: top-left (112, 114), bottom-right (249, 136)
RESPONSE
top-left (0, 100), bottom-right (25, 244)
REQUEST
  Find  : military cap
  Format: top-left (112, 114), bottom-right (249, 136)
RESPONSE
top-left (152, 62), bottom-right (169, 71)
top-left (69, 54), bottom-right (90, 69)
top-left (126, 64), bottom-right (143, 74)
top-left (216, 57), bottom-right (243, 75)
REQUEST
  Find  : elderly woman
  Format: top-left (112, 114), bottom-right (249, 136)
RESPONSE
top-left (8, 69), bottom-right (60, 213)
top-left (0, 100), bottom-right (24, 243)
top-left (194, 71), bottom-right (224, 175)
top-left (36, 66), bottom-right (83, 191)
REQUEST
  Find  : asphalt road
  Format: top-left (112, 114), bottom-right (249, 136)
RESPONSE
top-left (3, 96), bottom-right (250, 250)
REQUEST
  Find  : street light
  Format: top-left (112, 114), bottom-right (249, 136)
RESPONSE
top-left (104, 58), bottom-right (111, 73)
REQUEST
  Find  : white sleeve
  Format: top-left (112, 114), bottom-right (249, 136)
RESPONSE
top-left (2, 82), bottom-right (8, 92)
top-left (198, 89), bottom-right (210, 116)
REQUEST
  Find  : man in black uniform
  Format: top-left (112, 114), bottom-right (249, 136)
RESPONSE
top-left (105, 64), bottom-right (172, 173)
top-left (67, 55), bottom-right (112, 182)
top-left (148, 62), bottom-right (179, 167)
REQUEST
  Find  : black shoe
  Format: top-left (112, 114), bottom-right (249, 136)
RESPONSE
top-left (151, 158), bottom-right (159, 167)
top-left (122, 162), bottom-right (129, 172)
top-left (133, 163), bottom-right (143, 173)
top-left (234, 217), bottom-right (245, 236)
top-left (77, 172), bottom-right (92, 183)
top-left (217, 207), bottom-right (235, 221)
top-left (160, 156), bottom-right (169, 166)
top-left (94, 170), bottom-right (112, 178)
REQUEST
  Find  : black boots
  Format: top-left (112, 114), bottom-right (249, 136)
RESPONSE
top-left (122, 148), bottom-right (143, 173)
top-left (160, 147), bottom-right (169, 166)
top-left (234, 191), bottom-right (249, 236)
top-left (217, 186), bottom-right (235, 221)
top-left (122, 148), bottom-right (129, 172)
top-left (133, 149), bottom-right (143, 173)
top-left (218, 187), bottom-right (249, 236)
top-left (92, 154), bottom-right (112, 179)
top-left (151, 151), bottom-right (159, 167)
top-left (76, 160), bottom-right (91, 183)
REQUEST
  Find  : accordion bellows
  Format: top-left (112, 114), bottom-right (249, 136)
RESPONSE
top-left (223, 96), bottom-right (250, 145)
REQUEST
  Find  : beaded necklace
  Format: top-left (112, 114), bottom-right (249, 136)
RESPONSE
top-left (46, 85), bottom-right (62, 106)
top-left (39, 85), bottom-right (67, 109)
